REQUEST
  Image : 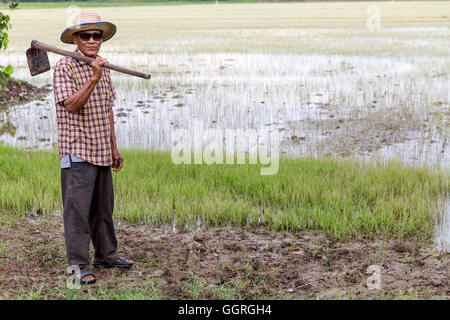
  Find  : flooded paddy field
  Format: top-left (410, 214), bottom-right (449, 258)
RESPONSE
top-left (1, 3), bottom-right (448, 165)
top-left (0, 2), bottom-right (448, 298)
top-left (2, 51), bottom-right (449, 168)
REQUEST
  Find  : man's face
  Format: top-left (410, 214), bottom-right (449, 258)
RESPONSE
top-left (73, 29), bottom-right (103, 57)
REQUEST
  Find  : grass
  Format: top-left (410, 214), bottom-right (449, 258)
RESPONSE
top-left (9, 268), bottom-right (274, 300)
top-left (13, 277), bottom-right (167, 300)
top-left (0, 144), bottom-right (447, 242)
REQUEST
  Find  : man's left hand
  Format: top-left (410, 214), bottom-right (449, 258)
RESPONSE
top-left (112, 149), bottom-right (123, 172)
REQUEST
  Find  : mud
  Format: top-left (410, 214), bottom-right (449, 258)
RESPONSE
top-left (0, 79), bottom-right (51, 110)
top-left (286, 106), bottom-right (430, 157)
top-left (0, 215), bottom-right (448, 299)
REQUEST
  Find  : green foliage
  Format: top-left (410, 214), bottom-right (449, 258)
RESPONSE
top-left (0, 1), bottom-right (19, 50)
top-left (0, 1), bottom-right (18, 90)
top-left (0, 144), bottom-right (446, 242)
top-left (4, 0), bottom-right (18, 9)
top-left (0, 64), bottom-right (13, 89)
top-left (0, 11), bottom-right (11, 51)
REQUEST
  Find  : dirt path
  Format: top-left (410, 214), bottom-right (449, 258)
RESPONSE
top-left (0, 215), bottom-right (448, 299)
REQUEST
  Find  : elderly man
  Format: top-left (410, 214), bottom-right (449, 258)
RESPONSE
top-left (53, 12), bottom-right (132, 285)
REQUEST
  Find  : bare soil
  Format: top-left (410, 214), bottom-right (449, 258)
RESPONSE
top-left (0, 215), bottom-right (448, 300)
top-left (286, 106), bottom-right (430, 158)
top-left (0, 79), bottom-right (51, 110)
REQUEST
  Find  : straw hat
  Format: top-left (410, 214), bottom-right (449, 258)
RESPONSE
top-left (60, 12), bottom-right (116, 44)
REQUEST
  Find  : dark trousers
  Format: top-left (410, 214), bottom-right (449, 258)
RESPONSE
top-left (61, 160), bottom-right (120, 273)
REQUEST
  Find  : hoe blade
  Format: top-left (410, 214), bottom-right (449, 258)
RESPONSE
top-left (26, 47), bottom-right (50, 76)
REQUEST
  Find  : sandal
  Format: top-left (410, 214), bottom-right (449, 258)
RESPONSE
top-left (93, 257), bottom-right (133, 269)
top-left (79, 270), bottom-right (96, 285)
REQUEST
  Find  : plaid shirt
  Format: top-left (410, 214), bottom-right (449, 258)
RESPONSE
top-left (53, 48), bottom-right (117, 166)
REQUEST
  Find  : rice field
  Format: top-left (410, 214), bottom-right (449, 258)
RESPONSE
top-left (0, 2), bottom-right (449, 247)
top-left (0, 144), bottom-right (447, 243)
top-left (1, 2), bottom-right (449, 165)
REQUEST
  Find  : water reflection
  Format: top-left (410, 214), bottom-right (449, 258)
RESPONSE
top-left (435, 197), bottom-right (450, 253)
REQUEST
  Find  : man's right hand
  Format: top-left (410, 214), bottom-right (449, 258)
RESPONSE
top-left (62, 56), bottom-right (108, 114)
top-left (90, 57), bottom-right (108, 82)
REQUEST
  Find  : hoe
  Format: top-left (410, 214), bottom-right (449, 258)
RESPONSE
top-left (26, 40), bottom-right (151, 80)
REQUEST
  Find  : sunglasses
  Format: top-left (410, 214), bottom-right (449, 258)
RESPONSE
top-left (76, 32), bottom-right (103, 42)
